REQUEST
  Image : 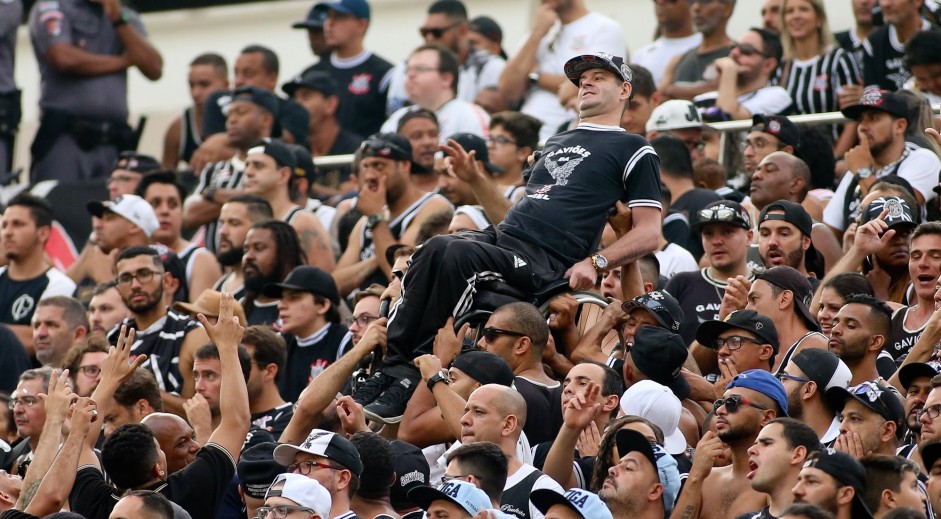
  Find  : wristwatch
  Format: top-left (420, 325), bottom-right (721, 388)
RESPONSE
top-left (528, 72), bottom-right (540, 86)
top-left (590, 253), bottom-right (609, 273)
top-left (427, 371), bottom-right (450, 391)
top-left (365, 213), bottom-right (387, 231)
top-left (855, 167), bottom-right (873, 179)
top-left (112, 11), bottom-right (130, 27)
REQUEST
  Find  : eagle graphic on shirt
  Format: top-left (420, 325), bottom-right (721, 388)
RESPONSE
top-left (544, 155), bottom-right (583, 187)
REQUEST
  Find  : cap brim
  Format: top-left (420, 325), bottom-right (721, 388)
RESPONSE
top-left (899, 363), bottom-right (940, 390)
top-left (615, 429), bottom-right (657, 468)
top-left (292, 21), bottom-right (324, 29)
top-left (282, 82), bottom-right (300, 98)
top-left (695, 320), bottom-right (738, 349)
top-left (272, 443), bottom-right (303, 466)
top-left (87, 201), bottom-right (108, 218)
top-left (262, 282), bottom-right (306, 299)
top-left (662, 428), bottom-right (687, 455)
top-left (667, 374), bottom-right (691, 403)
top-left (564, 56), bottom-right (620, 86)
top-left (530, 489), bottom-right (581, 517)
top-left (407, 486), bottom-right (457, 513)
top-left (170, 301), bottom-right (215, 317)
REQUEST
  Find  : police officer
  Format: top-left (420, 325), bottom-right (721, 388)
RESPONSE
top-left (0, 0), bottom-right (22, 175)
top-left (28, 0), bottom-right (162, 182)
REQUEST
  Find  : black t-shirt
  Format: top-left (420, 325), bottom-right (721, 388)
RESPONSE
top-left (107, 310), bottom-right (201, 396)
top-left (202, 91), bottom-right (310, 146)
top-left (499, 124), bottom-right (662, 266)
top-left (244, 299), bottom-right (280, 327)
top-left (514, 377), bottom-right (563, 446)
top-left (531, 442), bottom-right (595, 488)
top-left (887, 306), bottom-right (927, 366)
top-left (305, 52), bottom-right (393, 138)
top-left (862, 22), bottom-right (937, 91)
top-left (251, 402), bottom-right (294, 437)
top-left (0, 511), bottom-right (38, 519)
top-left (69, 442), bottom-right (236, 519)
top-left (278, 323), bottom-right (352, 403)
top-left (665, 269), bottom-right (755, 346)
top-left (0, 325), bottom-right (30, 391)
top-left (0, 266), bottom-right (75, 325)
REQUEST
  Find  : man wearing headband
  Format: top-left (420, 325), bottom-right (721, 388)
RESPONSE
top-left (243, 138), bottom-right (335, 271)
top-left (353, 52), bottom-right (662, 424)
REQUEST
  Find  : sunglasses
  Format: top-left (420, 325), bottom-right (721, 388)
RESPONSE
top-left (420, 21), bottom-right (461, 39)
top-left (698, 207), bottom-right (745, 224)
top-left (623, 294), bottom-right (676, 330)
top-left (713, 394), bottom-right (768, 414)
top-left (481, 327), bottom-right (527, 343)
top-left (733, 43), bottom-right (768, 58)
top-left (359, 137), bottom-right (408, 159)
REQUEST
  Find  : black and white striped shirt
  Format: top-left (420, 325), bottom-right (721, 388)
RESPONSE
top-left (190, 155), bottom-right (246, 254)
top-left (108, 309), bottom-right (201, 395)
top-left (781, 47), bottom-right (860, 116)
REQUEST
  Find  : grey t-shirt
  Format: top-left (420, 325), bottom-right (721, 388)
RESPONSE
top-left (28, 0), bottom-right (146, 119)
top-left (0, 0), bottom-right (22, 94)
top-left (674, 44), bottom-right (733, 83)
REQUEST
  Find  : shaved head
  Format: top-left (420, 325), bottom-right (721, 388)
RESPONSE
top-left (479, 383), bottom-right (527, 428)
top-left (141, 412), bottom-right (188, 436)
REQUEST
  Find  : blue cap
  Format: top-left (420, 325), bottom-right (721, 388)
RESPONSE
top-left (293, 5), bottom-right (327, 29)
top-left (314, 0), bottom-right (370, 20)
top-left (531, 489), bottom-right (613, 519)
top-left (725, 369), bottom-right (789, 417)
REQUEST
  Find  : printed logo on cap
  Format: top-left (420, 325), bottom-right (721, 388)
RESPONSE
top-left (768, 120), bottom-right (781, 133)
top-left (861, 88), bottom-right (885, 107)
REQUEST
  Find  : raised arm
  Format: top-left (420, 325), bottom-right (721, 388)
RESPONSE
top-left (543, 381), bottom-right (601, 489)
top-left (568, 206), bottom-right (662, 291)
top-left (197, 293), bottom-right (250, 458)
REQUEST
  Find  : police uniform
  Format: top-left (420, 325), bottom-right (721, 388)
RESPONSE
top-left (383, 123), bottom-right (662, 366)
top-left (0, 265), bottom-right (76, 326)
top-left (28, 0), bottom-right (148, 182)
top-left (0, 0), bottom-right (22, 174)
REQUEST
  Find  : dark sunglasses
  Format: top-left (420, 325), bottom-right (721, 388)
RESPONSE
top-left (733, 43), bottom-right (768, 57)
top-left (713, 394), bottom-right (768, 414)
top-left (359, 137), bottom-right (408, 159)
top-left (481, 327), bottom-right (527, 343)
top-left (420, 21), bottom-right (461, 39)
top-left (698, 207), bottom-right (742, 223)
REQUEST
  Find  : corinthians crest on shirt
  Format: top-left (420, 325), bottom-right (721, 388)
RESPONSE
top-left (528, 145), bottom-right (591, 201)
top-left (349, 74), bottom-right (372, 95)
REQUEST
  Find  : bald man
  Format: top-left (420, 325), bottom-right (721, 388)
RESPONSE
top-left (459, 384), bottom-right (563, 519)
top-left (141, 413), bottom-right (202, 475)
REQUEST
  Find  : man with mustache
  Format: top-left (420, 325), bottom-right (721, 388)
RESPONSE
top-left (240, 220), bottom-right (306, 326)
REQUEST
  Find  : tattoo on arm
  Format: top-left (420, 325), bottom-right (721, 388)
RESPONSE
top-left (680, 505), bottom-right (696, 519)
top-left (21, 479), bottom-right (41, 508)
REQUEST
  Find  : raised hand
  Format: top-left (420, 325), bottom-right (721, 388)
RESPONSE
top-left (690, 431), bottom-right (725, 480)
top-left (101, 325), bottom-right (146, 386)
top-left (414, 354), bottom-right (444, 383)
top-left (440, 139), bottom-right (483, 184)
top-left (336, 395), bottom-right (368, 435)
top-left (562, 381), bottom-right (602, 432)
top-left (70, 397), bottom-right (99, 438)
top-left (41, 369), bottom-right (77, 424)
top-left (433, 317), bottom-right (468, 365)
top-left (197, 292), bottom-right (244, 349)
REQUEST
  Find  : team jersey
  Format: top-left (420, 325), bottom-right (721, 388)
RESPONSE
top-left (887, 306), bottom-right (928, 366)
top-left (278, 323), bottom-right (352, 403)
top-left (666, 269), bottom-right (757, 346)
top-left (862, 21), bottom-right (936, 91)
top-left (305, 51), bottom-right (393, 138)
top-left (499, 124), bottom-right (662, 266)
top-left (190, 155), bottom-right (246, 253)
top-left (0, 266), bottom-right (76, 325)
top-left (108, 309), bottom-right (201, 395)
top-left (179, 107), bottom-right (202, 165)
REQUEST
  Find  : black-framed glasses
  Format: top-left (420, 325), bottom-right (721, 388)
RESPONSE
top-left (711, 335), bottom-right (764, 351)
top-left (481, 327), bottom-right (527, 343)
top-left (77, 365), bottom-right (102, 377)
top-left (347, 313), bottom-right (379, 328)
top-left (287, 460), bottom-right (337, 476)
top-left (776, 372), bottom-right (810, 384)
top-left (487, 135), bottom-right (517, 147)
top-left (10, 396), bottom-right (40, 408)
top-left (255, 504), bottom-right (318, 519)
top-left (740, 137), bottom-right (783, 153)
top-left (921, 405), bottom-right (941, 421)
top-left (713, 394), bottom-right (768, 414)
top-left (419, 21), bottom-right (461, 39)
top-left (440, 473), bottom-right (473, 485)
top-left (115, 269), bottom-right (162, 287)
top-left (732, 43), bottom-right (768, 57)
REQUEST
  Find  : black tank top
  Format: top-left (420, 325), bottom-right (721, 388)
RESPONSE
top-left (500, 467), bottom-right (543, 519)
top-left (180, 107), bottom-right (202, 164)
top-left (887, 306), bottom-right (927, 366)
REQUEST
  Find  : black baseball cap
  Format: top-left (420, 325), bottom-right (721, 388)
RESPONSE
top-left (803, 451), bottom-right (872, 519)
top-left (563, 52), bottom-right (633, 86)
top-left (247, 138), bottom-right (297, 170)
top-left (114, 152), bottom-right (160, 174)
top-left (692, 200), bottom-right (751, 231)
top-left (390, 440), bottom-right (431, 510)
top-left (360, 133), bottom-right (413, 162)
top-left (826, 381), bottom-right (905, 432)
top-left (229, 86), bottom-right (279, 116)
top-left (696, 309), bottom-right (780, 353)
top-left (759, 200), bottom-right (812, 237)
top-left (922, 441), bottom-right (941, 474)
top-left (288, 144), bottom-right (317, 182)
top-left (450, 350), bottom-right (515, 387)
top-left (237, 442), bottom-right (283, 499)
top-left (468, 16), bottom-right (502, 44)
top-left (861, 196), bottom-right (918, 232)
top-left (751, 114), bottom-right (799, 148)
top-left (790, 348), bottom-right (852, 393)
top-left (621, 290), bottom-right (685, 334)
top-left (842, 88), bottom-right (910, 122)
top-left (263, 266), bottom-right (340, 306)
top-left (282, 70), bottom-right (339, 99)
top-left (447, 132), bottom-right (505, 174)
top-left (630, 326), bottom-right (690, 400)
top-left (293, 5), bottom-right (327, 29)
top-left (755, 266), bottom-right (819, 332)
top-left (898, 360), bottom-right (941, 391)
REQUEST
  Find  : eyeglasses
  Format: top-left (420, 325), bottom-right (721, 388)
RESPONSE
top-left (776, 372), bottom-right (810, 383)
top-left (681, 139), bottom-right (706, 154)
top-left (10, 396), bottom-right (40, 409)
top-left (440, 473), bottom-right (473, 485)
top-left (406, 64), bottom-right (440, 75)
top-left (77, 365), bottom-right (102, 377)
top-left (711, 335), bottom-right (764, 351)
top-left (920, 405), bottom-right (941, 421)
top-left (287, 460), bottom-right (337, 475)
top-left (487, 135), bottom-right (517, 147)
top-left (740, 137), bottom-right (783, 153)
top-left (359, 137), bottom-right (409, 159)
top-left (115, 269), bottom-right (162, 287)
top-left (347, 313), bottom-right (379, 328)
top-left (481, 327), bottom-right (527, 343)
top-left (420, 21), bottom-right (461, 39)
top-left (732, 43), bottom-right (768, 57)
top-left (713, 394), bottom-right (769, 414)
top-left (255, 505), bottom-right (318, 519)
top-left (108, 174), bottom-right (138, 184)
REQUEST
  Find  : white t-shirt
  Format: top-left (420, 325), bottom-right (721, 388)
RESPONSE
top-left (382, 98), bottom-right (491, 141)
top-left (656, 243), bottom-right (700, 278)
top-left (693, 85), bottom-right (793, 118)
top-left (517, 11), bottom-right (626, 140)
top-left (386, 50), bottom-right (506, 115)
top-left (632, 33), bottom-right (703, 85)
top-left (823, 142), bottom-right (941, 230)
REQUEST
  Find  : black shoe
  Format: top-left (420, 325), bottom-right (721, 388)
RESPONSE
top-left (352, 371), bottom-right (391, 406)
top-left (363, 370), bottom-right (420, 424)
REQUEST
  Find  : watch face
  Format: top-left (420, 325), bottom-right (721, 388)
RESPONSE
top-left (857, 167), bottom-right (872, 179)
top-left (595, 255), bottom-right (608, 269)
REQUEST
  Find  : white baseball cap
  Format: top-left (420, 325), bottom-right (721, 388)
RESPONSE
top-left (265, 473), bottom-right (332, 518)
top-left (87, 194), bottom-right (159, 238)
top-left (645, 99), bottom-right (703, 133)
top-left (620, 380), bottom-right (687, 455)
